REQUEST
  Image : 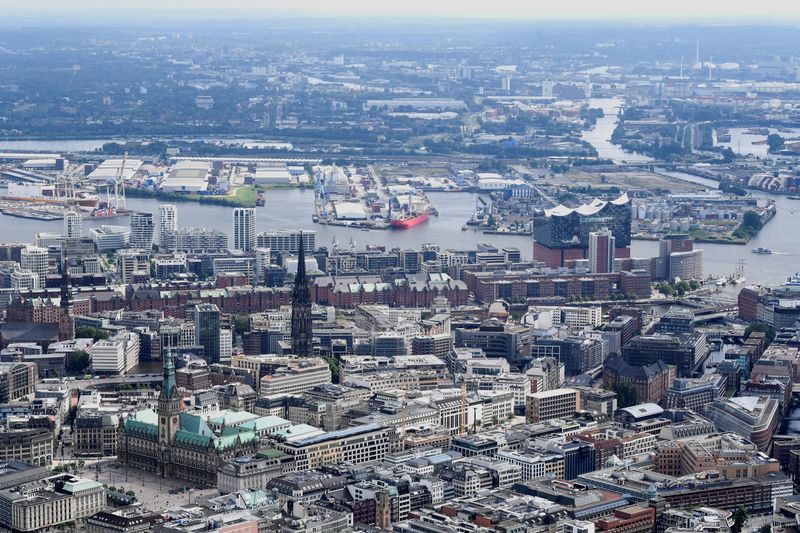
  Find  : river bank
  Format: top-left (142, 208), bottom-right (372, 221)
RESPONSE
top-left (125, 186), bottom-right (258, 208)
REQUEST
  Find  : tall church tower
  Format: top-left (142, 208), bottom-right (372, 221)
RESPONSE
top-left (158, 351), bottom-right (182, 449)
top-left (291, 232), bottom-right (313, 356)
top-left (58, 248), bottom-right (74, 341)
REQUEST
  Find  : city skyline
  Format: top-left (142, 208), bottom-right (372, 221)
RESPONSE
top-left (0, 7), bottom-right (797, 532)
top-left (6, 0), bottom-right (800, 22)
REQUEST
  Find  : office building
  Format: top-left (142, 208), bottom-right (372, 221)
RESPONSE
top-left (158, 204), bottom-right (177, 247)
top-left (547, 439), bottom-right (597, 480)
top-left (664, 375), bottom-right (726, 412)
top-left (259, 357), bottom-right (332, 396)
top-left (575, 386), bottom-right (618, 417)
top-left (526, 388), bottom-right (579, 423)
top-left (161, 227), bottom-right (228, 253)
top-left (274, 424), bottom-right (400, 471)
top-left (195, 303), bottom-right (221, 364)
top-left (531, 336), bottom-right (605, 376)
top-left (10, 269), bottom-right (39, 290)
top-left (656, 307), bottom-right (695, 334)
top-left (658, 234), bottom-right (703, 280)
top-left (73, 412), bottom-right (119, 457)
top-left (0, 429), bottom-right (53, 466)
top-left (91, 331), bottom-right (140, 374)
top-left (622, 333), bottom-right (709, 377)
top-left (217, 451), bottom-right (291, 494)
top-left (116, 249), bottom-right (150, 284)
top-left (588, 229), bottom-right (615, 274)
top-left (704, 396), bottom-right (781, 451)
top-left (90, 225), bottom-right (130, 251)
top-left (603, 353), bottom-right (675, 405)
top-left (128, 212), bottom-right (155, 249)
top-left (20, 246), bottom-right (49, 287)
top-left (455, 319), bottom-right (529, 364)
top-left (0, 475), bottom-right (105, 532)
top-left (63, 210), bottom-right (83, 239)
top-left (233, 208), bottom-right (256, 252)
top-left (256, 229), bottom-right (316, 254)
top-left (0, 362), bottom-right (37, 403)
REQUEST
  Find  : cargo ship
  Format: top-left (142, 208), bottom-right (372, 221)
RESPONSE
top-left (391, 211), bottom-right (430, 229)
top-left (390, 192), bottom-right (431, 229)
top-left (1, 183), bottom-right (99, 208)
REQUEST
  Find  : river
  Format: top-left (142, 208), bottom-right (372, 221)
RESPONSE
top-left (1, 188), bottom-right (792, 286)
top-left (0, 190), bottom-right (535, 258)
top-left (0, 99), bottom-right (798, 285)
top-left (580, 98), bottom-right (655, 164)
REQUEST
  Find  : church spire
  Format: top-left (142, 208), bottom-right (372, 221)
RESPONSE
top-left (291, 232), bottom-right (313, 357)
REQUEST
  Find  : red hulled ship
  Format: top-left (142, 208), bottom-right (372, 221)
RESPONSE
top-left (390, 211), bottom-right (429, 229)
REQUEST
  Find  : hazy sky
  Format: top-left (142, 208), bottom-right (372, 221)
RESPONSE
top-left (9, 0), bottom-right (800, 20)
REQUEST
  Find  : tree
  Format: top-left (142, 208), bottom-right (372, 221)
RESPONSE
top-left (731, 506), bottom-right (748, 533)
top-left (744, 322), bottom-right (776, 347)
top-left (65, 350), bottom-right (90, 375)
top-left (767, 133), bottom-right (785, 153)
top-left (742, 210), bottom-right (763, 231)
top-left (75, 326), bottom-right (110, 342)
top-left (233, 314), bottom-right (250, 335)
top-left (612, 381), bottom-right (638, 408)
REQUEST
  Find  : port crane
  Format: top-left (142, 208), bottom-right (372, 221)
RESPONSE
top-left (314, 167), bottom-right (328, 217)
top-left (104, 151), bottom-right (127, 213)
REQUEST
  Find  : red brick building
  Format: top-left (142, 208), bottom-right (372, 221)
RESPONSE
top-left (595, 505), bottom-right (656, 533)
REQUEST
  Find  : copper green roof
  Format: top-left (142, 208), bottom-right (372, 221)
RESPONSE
top-left (256, 448), bottom-right (286, 460)
top-left (123, 408), bottom-right (257, 451)
top-left (240, 416), bottom-right (289, 432)
top-left (123, 408), bottom-right (158, 439)
top-left (209, 410), bottom-right (259, 427)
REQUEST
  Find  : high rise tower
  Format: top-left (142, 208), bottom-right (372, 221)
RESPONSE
top-left (233, 208), bottom-right (256, 252)
top-left (63, 210), bottom-right (83, 239)
top-left (129, 212), bottom-right (155, 250)
top-left (291, 232), bottom-right (313, 357)
top-left (588, 229), bottom-right (615, 274)
top-left (158, 204), bottom-right (177, 248)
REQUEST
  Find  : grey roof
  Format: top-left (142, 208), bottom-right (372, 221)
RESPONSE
top-left (0, 323), bottom-right (59, 343)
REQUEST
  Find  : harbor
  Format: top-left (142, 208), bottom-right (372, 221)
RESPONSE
top-left (312, 164), bottom-right (437, 231)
